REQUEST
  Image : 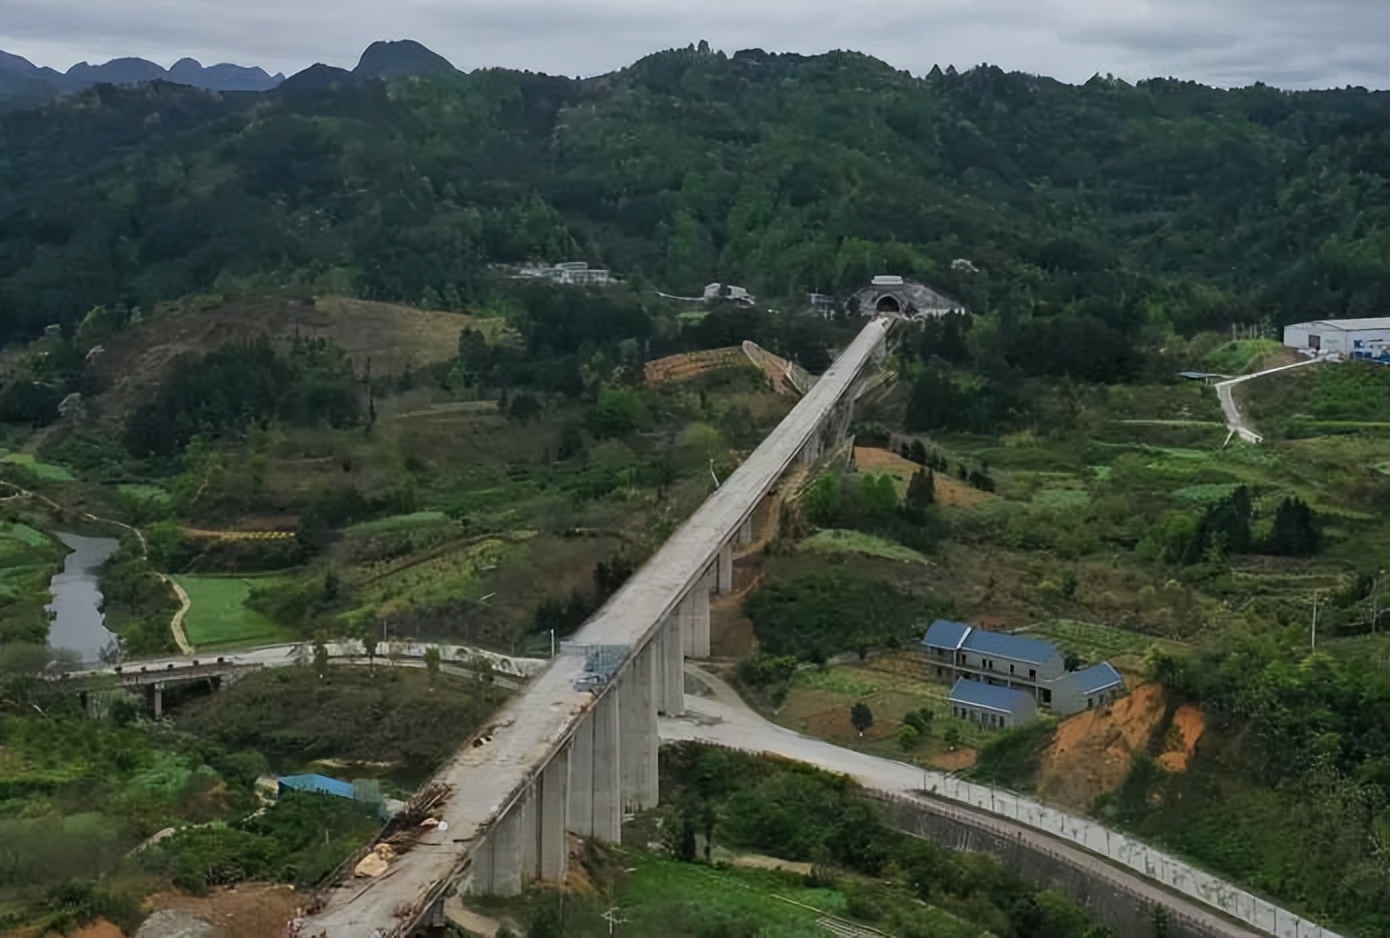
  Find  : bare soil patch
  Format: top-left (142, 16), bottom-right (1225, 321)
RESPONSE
top-left (731, 854), bottom-right (814, 875)
top-left (87, 296), bottom-right (484, 427)
top-left (926, 748), bottom-right (979, 771)
top-left (1157, 703), bottom-right (1205, 772)
top-left (852, 447), bottom-right (993, 509)
top-left (1036, 683), bottom-right (1202, 810)
top-left (147, 884), bottom-right (301, 938)
top-left (710, 564), bottom-right (763, 658)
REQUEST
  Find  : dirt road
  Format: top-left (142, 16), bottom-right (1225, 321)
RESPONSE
top-left (1214, 356), bottom-right (1326, 445)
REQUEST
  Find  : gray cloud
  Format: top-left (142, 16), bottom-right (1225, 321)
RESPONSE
top-left (1, 0), bottom-right (1384, 89)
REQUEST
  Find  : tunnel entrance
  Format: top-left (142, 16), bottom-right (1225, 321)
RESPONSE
top-left (875, 294), bottom-right (901, 313)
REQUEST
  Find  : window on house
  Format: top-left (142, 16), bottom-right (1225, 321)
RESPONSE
top-left (1087, 697), bottom-right (1094, 709)
top-left (1028, 668), bottom-right (1036, 680)
top-left (1009, 663), bottom-right (1015, 674)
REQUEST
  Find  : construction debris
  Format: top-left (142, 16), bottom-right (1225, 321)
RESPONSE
top-left (366, 783), bottom-right (452, 854)
top-left (353, 844), bottom-right (396, 878)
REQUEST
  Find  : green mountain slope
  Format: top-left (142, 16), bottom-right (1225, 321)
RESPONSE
top-left (1, 44), bottom-right (1386, 355)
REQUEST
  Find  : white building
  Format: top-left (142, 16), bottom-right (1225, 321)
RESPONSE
top-left (515, 261), bottom-right (610, 287)
top-left (1282, 317), bottom-right (1390, 359)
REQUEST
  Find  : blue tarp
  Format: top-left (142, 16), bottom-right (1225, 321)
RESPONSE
top-left (277, 773), bottom-right (356, 800)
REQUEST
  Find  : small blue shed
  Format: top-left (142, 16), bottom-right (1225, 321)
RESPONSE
top-left (277, 773), bottom-right (356, 801)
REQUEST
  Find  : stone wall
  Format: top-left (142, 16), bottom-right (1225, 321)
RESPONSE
top-left (870, 792), bottom-right (1245, 938)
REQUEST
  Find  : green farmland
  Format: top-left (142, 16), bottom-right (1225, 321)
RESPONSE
top-left (175, 575), bottom-right (292, 647)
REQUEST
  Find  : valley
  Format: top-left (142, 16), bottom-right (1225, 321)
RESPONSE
top-left (0, 33), bottom-right (1386, 938)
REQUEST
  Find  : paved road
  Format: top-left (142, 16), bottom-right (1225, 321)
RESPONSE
top-left (665, 666), bottom-right (1271, 938)
top-left (1214, 356), bottom-right (1327, 445)
top-left (68, 641), bottom-right (549, 681)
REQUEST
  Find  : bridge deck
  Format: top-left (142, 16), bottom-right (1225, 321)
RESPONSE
top-left (302, 317), bottom-right (890, 935)
top-left (576, 317), bottom-right (889, 652)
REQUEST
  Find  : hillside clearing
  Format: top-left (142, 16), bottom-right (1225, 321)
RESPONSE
top-left (174, 575), bottom-right (291, 647)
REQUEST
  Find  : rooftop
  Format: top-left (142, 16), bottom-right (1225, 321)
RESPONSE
top-left (1057, 661), bottom-right (1124, 696)
top-left (948, 678), bottom-right (1035, 714)
top-left (1293, 317), bottom-right (1390, 331)
top-left (967, 629), bottom-right (1060, 666)
top-left (922, 619), bottom-right (972, 651)
top-left (278, 773), bottom-right (356, 800)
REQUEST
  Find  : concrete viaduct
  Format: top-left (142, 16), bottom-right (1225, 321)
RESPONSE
top-left (299, 317), bottom-right (894, 936)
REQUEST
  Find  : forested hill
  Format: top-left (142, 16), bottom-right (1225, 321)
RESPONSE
top-left (1, 43), bottom-right (1386, 352)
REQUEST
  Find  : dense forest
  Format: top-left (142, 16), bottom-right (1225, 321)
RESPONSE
top-left (1, 43), bottom-right (1386, 358)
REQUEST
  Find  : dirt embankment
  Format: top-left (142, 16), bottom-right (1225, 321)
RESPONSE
top-left (852, 447), bottom-right (994, 509)
top-left (85, 296), bottom-right (483, 429)
top-left (142, 884), bottom-right (302, 938)
top-left (1036, 683), bottom-right (1205, 811)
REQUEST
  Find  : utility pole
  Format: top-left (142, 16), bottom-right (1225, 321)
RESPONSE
top-left (601, 907), bottom-right (627, 937)
top-left (1310, 591), bottom-right (1322, 650)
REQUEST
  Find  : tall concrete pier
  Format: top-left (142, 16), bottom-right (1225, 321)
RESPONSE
top-left (300, 318), bottom-right (894, 936)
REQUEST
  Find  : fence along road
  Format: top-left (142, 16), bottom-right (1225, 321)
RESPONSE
top-left (667, 665), bottom-right (1340, 938)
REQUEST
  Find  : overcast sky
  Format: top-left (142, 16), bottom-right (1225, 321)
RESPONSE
top-left (2, 0), bottom-right (1386, 90)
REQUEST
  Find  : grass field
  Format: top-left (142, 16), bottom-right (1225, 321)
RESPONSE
top-left (474, 849), bottom-right (984, 938)
top-left (0, 521), bottom-right (62, 606)
top-left (175, 574), bottom-right (292, 647)
top-left (773, 656), bottom-right (993, 762)
top-left (800, 529), bottom-right (928, 564)
top-left (1019, 619), bottom-right (1187, 671)
top-left (0, 452), bottom-right (74, 481)
top-left (117, 483), bottom-right (171, 503)
top-left (617, 858), bottom-right (833, 938)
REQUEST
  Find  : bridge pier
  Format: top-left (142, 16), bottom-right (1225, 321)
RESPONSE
top-left (566, 708), bottom-right (595, 837)
top-left (658, 613), bottom-right (684, 716)
top-left (716, 544), bottom-right (734, 593)
top-left (589, 691), bottom-right (623, 842)
top-left (470, 795), bottom-right (524, 896)
top-left (738, 516), bottom-right (753, 546)
top-left (680, 578), bottom-right (711, 658)
top-left (619, 644), bottom-right (659, 813)
top-left (146, 682), bottom-right (164, 719)
top-left (538, 750), bottom-right (569, 881)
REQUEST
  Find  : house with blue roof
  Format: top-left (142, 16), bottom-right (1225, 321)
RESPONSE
top-left (1050, 662), bottom-right (1125, 714)
top-left (921, 619), bottom-right (1066, 707)
top-left (922, 620), bottom-right (1125, 724)
top-left (948, 678), bottom-right (1037, 730)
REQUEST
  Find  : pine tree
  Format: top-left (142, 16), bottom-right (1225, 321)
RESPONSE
top-left (906, 467), bottom-right (936, 508)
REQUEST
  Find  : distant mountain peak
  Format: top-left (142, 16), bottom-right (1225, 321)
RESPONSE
top-left (353, 39), bottom-right (456, 79)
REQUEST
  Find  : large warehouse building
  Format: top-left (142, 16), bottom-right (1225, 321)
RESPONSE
top-left (1283, 317), bottom-right (1390, 359)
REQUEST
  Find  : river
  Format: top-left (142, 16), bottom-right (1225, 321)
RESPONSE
top-left (46, 532), bottom-right (120, 663)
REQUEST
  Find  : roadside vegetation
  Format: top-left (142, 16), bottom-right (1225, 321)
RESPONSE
top-left (0, 665), bottom-right (500, 935)
top-left (473, 745), bottom-right (1110, 938)
top-left (724, 321), bottom-right (1388, 936)
top-left (0, 42), bottom-right (1386, 938)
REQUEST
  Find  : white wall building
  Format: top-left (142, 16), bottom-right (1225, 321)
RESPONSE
top-left (1283, 317), bottom-right (1390, 358)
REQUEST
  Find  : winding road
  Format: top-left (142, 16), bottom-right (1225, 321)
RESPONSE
top-left (664, 665), bottom-right (1276, 938)
top-left (1213, 355), bottom-right (1327, 445)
